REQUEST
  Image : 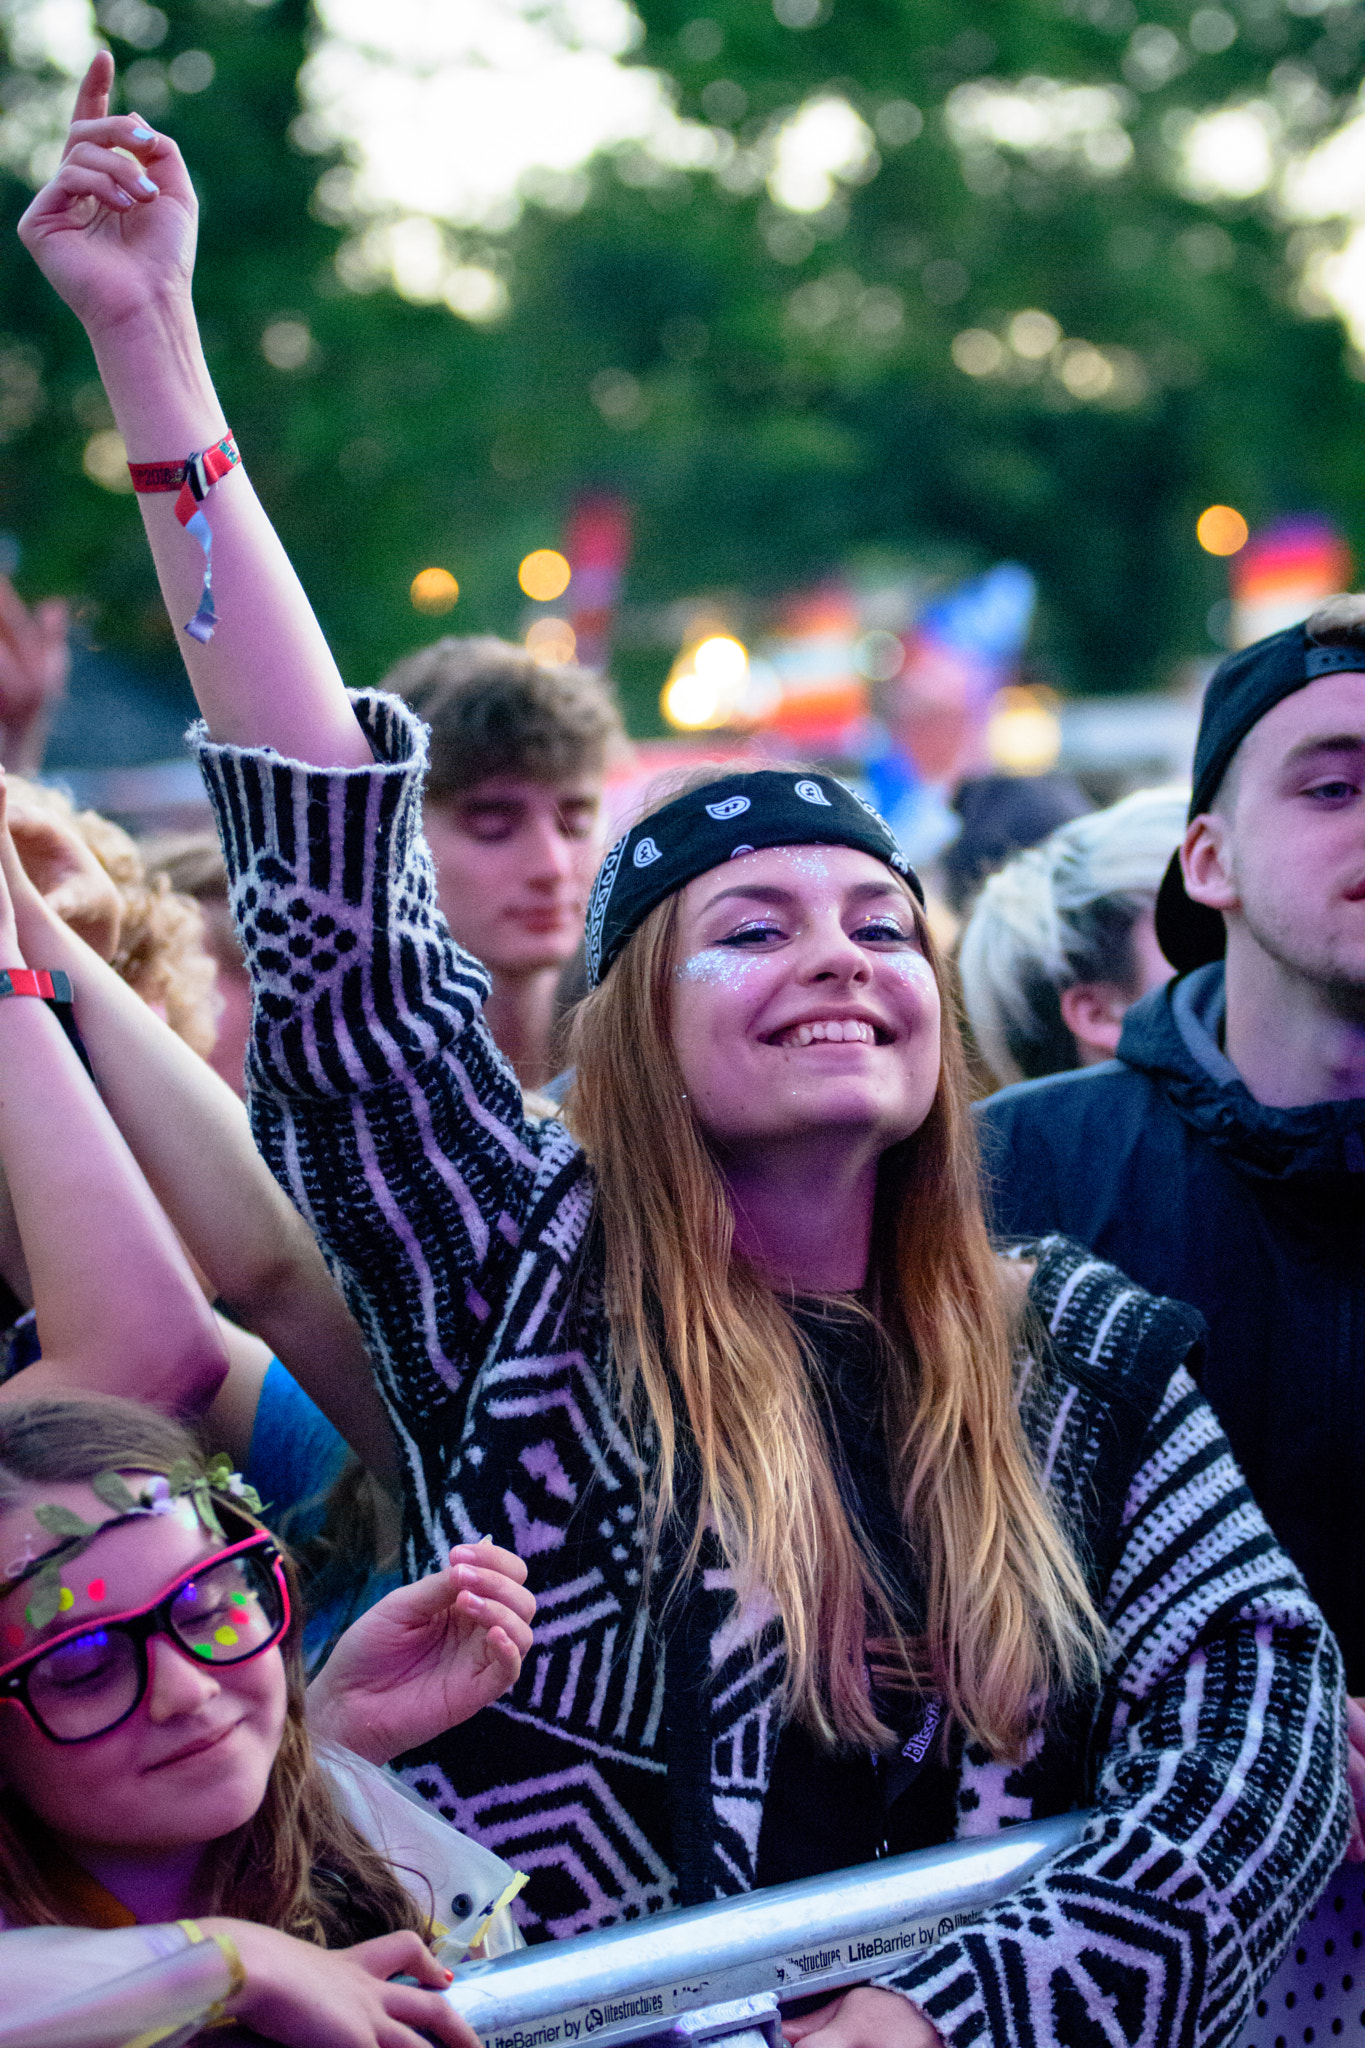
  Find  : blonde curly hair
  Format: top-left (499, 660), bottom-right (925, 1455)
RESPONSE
top-left (8, 777), bottom-right (219, 1056)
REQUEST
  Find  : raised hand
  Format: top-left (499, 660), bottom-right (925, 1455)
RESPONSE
top-left (1, 784), bottom-right (124, 961)
top-left (0, 576), bottom-right (69, 773)
top-left (307, 1543), bottom-right (537, 1766)
top-left (17, 50), bottom-right (195, 337)
top-left (18, 44), bottom-right (369, 768)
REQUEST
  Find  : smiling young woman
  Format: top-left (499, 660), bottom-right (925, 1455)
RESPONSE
top-left (570, 799), bottom-right (1097, 1763)
top-left (16, 52), bottom-right (1349, 2048)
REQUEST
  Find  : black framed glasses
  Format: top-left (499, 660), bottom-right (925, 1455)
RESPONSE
top-left (0, 1531), bottom-right (290, 1743)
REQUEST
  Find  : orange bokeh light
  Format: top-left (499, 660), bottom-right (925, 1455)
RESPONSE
top-left (410, 567), bottom-right (459, 613)
top-left (525, 616), bottom-right (577, 663)
top-left (1196, 505), bottom-right (1249, 557)
top-left (518, 549), bottom-right (572, 602)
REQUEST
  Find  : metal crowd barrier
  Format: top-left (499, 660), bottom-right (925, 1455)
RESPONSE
top-left (1, 1815), bottom-right (1360, 2046)
top-left (444, 1812), bottom-right (1091, 2048)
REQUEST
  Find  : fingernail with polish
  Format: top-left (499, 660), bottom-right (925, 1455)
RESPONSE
top-left (138, 174), bottom-right (157, 195)
top-left (111, 189), bottom-right (133, 208)
top-left (131, 125), bottom-right (153, 140)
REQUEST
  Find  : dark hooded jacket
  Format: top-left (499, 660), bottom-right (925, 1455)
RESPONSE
top-left (977, 961), bottom-right (1365, 1689)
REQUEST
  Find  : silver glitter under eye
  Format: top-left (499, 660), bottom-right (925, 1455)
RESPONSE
top-left (674, 950), bottom-right (773, 986)
top-left (882, 951), bottom-right (936, 987)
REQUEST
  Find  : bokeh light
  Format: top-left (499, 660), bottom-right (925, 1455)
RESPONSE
top-left (853, 630), bottom-right (906, 682)
top-left (1008, 309), bottom-right (1061, 359)
top-left (82, 430), bottom-right (134, 494)
top-left (261, 319), bottom-right (314, 370)
top-left (525, 616), bottom-right (577, 663)
top-left (410, 566), bottom-right (460, 613)
top-left (1197, 505), bottom-right (1250, 556)
top-left (662, 670), bottom-right (725, 730)
top-left (1057, 342), bottom-right (1114, 398)
top-left (692, 634), bottom-right (749, 684)
top-left (986, 685), bottom-right (1063, 775)
top-left (952, 329), bottom-right (1005, 377)
top-left (661, 634), bottom-right (751, 729)
top-left (518, 549), bottom-right (572, 601)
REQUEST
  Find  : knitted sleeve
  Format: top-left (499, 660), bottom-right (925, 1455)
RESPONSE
top-left (192, 693), bottom-right (574, 1440)
top-left (878, 1368), bottom-right (1348, 2048)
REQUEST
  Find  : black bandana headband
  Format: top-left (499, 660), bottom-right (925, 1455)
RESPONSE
top-left (584, 770), bottom-right (922, 986)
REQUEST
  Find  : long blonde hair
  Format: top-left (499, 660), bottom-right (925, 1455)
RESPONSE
top-left (567, 776), bottom-right (1103, 1759)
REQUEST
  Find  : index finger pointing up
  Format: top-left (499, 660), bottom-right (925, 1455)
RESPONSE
top-left (70, 50), bottom-right (114, 131)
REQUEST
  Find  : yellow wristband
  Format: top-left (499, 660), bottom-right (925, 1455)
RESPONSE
top-left (176, 1918), bottom-right (247, 2012)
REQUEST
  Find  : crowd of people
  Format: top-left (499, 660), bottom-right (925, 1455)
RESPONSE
top-left (0, 47), bottom-right (1360, 2048)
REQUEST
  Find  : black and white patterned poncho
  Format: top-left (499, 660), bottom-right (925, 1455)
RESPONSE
top-left (195, 692), bottom-right (1347, 2048)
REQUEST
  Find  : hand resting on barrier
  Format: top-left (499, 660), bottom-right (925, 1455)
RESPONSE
top-left (308, 1539), bottom-right (536, 1764)
top-left (197, 1923), bottom-right (475, 2048)
top-left (783, 1985), bottom-right (942, 2048)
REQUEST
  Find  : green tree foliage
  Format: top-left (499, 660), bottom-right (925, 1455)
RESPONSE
top-left (511, 0), bottom-right (1365, 695)
top-left (0, 0), bottom-right (1362, 726)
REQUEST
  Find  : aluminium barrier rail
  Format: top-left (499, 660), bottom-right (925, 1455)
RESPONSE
top-left (443, 1811), bottom-right (1092, 2048)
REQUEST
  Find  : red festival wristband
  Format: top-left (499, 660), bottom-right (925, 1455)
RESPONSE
top-left (0, 968), bottom-right (72, 1001)
top-left (127, 432), bottom-right (241, 644)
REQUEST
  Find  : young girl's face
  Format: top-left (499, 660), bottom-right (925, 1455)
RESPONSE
top-left (0, 1479), bottom-right (287, 1858)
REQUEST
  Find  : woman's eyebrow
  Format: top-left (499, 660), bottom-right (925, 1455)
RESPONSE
top-left (698, 884), bottom-right (793, 913)
top-left (697, 878), bottom-right (907, 915)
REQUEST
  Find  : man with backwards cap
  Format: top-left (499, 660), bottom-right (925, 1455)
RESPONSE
top-left (978, 597), bottom-right (1365, 1727)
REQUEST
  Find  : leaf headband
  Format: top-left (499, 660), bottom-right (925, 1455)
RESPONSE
top-left (1, 1456), bottom-right (264, 1634)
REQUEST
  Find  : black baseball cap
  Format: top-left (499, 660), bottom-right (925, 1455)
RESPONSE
top-left (1155, 617), bottom-right (1365, 972)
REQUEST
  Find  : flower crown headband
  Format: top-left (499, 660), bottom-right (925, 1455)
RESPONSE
top-left (1, 1455), bottom-right (264, 1634)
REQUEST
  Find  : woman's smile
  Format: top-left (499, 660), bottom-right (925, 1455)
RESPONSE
top-left (145, 1713), bottom-right (246, 1772)
top-left (768, 1015), bottom-right (885, 1047)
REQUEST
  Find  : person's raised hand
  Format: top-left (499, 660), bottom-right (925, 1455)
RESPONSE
top-left (0, 576), bottom-right (69, 774)
top-left (307, 1541), bottom-right (536, 1765)
top-left (783, 1988), bottom-right (943, 2048)
top-left (201, 1921), bottom-right (481, 2048)
top-left (17, 51), bottom-right (196, 339)
top-left (0, 784), bottom-right (123, 961)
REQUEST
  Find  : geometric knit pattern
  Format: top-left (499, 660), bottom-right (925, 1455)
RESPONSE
top-left (194, 694), bottom-right (1347, 2048)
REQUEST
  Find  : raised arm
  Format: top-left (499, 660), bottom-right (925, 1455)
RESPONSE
top-left (18, 52), bottom-right (367, 769)
top-left (0, 796), bottom-right (398, 1481)
top-left (0, 778), bottom-right (226, 1409)
top-left (21, 52), bottom-right (573, 1493)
